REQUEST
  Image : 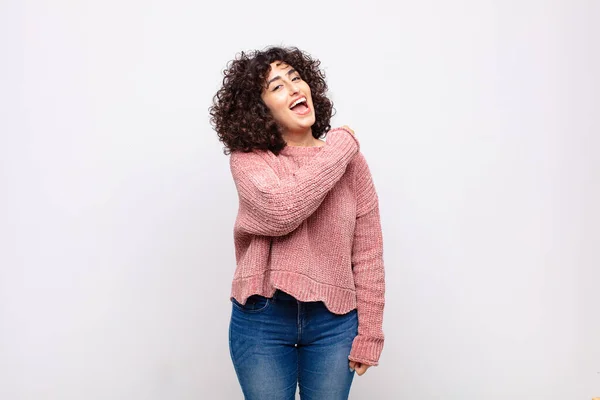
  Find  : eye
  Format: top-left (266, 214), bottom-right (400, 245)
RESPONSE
top-left (292, 76), bottom-right (301, 81)
top-left (271, 84), bottom-right (282, 91)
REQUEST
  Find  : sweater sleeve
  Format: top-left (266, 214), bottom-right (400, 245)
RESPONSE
top-left (230, 128), bottom-right (359, 237)
top-left (348, 152), bottom-right (386, 366)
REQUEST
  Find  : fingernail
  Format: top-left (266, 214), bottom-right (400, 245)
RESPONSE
top-left (349, 367), bottom-right (354, 372)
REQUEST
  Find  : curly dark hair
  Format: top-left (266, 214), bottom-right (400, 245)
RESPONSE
top-left (209, 46), bottom-right (334, 155)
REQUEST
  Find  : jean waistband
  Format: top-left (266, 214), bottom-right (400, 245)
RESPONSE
top-left (272, 289), bottom-right (298, 302)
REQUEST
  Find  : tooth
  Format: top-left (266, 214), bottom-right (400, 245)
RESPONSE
top-left (290, 97), bottom-right (307, 108)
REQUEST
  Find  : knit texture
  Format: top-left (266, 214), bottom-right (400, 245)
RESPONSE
top-left (228, 127), bottom-right (385, 366)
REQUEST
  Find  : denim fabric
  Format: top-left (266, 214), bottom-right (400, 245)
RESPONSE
top-left (229, 289), bottom-right (358, 400)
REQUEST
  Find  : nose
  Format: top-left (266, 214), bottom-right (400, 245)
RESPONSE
top-left (288, 80), bottom-right (300, 95)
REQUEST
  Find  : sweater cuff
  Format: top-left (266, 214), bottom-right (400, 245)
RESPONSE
top-left (348, 334), bottom-right (384, 366)
top-left (325, 127), bottom-right (360, 152)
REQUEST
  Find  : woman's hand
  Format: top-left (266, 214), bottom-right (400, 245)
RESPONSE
top-left (349, 360), bottom-right (370, 376)
top-left (341, 125), bottom-right (355, 136)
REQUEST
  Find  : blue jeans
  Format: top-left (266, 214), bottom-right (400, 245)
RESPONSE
top-left (229, 289), bottom-right (358, 400)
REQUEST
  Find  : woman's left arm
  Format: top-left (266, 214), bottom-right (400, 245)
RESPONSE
top-left (348, 152), bottom-right (386, 367)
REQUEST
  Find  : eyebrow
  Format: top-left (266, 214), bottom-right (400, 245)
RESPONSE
top-left (266, 68), bottom-right (298, 87)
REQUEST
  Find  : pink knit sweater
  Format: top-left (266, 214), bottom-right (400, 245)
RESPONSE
top-left (228, 127), bottom-right (385, 366)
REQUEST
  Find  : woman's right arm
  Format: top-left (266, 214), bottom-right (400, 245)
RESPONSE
top-left (230, 128), bottom-right (359, 236)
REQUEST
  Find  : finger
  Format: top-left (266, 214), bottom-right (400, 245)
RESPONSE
top-left (348, 361), bottom-right (356, 371)
top-left (353, 362), bottom-right (361, 374)
top-left (341, 125), bottom-right (355, 135)
top-left (356, 364), bottom-right (369, 376)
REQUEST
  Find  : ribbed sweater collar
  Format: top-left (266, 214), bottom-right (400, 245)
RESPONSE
top-left (279, 143), bottom-right (325, 156)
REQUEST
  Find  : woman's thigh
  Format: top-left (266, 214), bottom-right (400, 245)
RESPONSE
top-left (297, 304), bottom-right (358, 400)
top-left (228, 294), bottom-right (298, 400)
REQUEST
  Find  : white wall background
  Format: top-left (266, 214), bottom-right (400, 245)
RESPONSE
top-left (1, 0), bottom-right (598, 399)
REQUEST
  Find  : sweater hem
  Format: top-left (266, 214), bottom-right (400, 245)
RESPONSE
top-left (230, 270), bottom-right (357, 314)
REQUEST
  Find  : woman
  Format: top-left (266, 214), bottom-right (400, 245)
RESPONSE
top-left (210, 46), bottom-right (385, 400)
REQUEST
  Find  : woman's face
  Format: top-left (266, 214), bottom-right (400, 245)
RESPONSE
top-left (261, 61), bottom-right (315, 137)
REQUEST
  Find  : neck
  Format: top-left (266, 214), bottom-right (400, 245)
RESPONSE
top-left (283, 129), bottom-right (320, 147)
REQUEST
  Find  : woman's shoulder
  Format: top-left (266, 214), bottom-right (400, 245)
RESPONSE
top-left (347, 150), bottom-right (371, 174)
top-left (229, 149), bottom-right (281, 177)
top-left (230, 148), bottom-right (277, 166)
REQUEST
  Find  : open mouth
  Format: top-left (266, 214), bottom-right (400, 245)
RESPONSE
top-left (289, 97), bottom-right (310, 115)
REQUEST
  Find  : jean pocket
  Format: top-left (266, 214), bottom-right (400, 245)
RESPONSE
top-left (231, 294), bottom-right (271, 313)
